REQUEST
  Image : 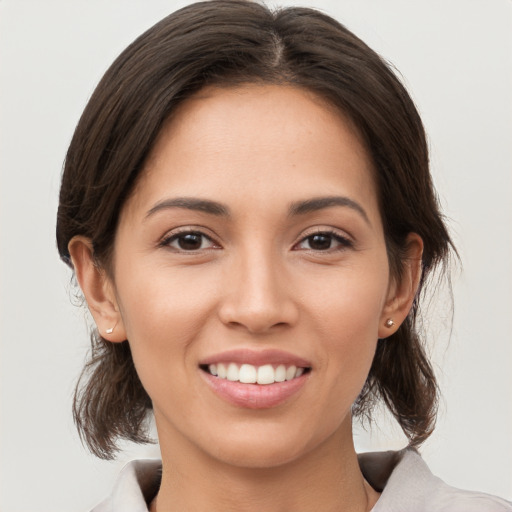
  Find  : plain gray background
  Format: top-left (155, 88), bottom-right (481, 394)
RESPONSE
top-left (1, 1), bottom-right (511, 510)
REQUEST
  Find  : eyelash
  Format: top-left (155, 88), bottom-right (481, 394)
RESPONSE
top-left (159, 227), bottom-right (353, 254)
top-left (293, 230), bottom-right (353, 252)
top-left (159, 229), bottom-right (220, 252)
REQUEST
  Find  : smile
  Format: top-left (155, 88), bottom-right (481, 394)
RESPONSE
top-left (199, 349), bottom-right (312, 408)
top-left (204, 363), bottom-right (307, 385)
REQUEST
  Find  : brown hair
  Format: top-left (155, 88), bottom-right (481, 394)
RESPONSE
top-left (57, 0), bottom-right (453, 459)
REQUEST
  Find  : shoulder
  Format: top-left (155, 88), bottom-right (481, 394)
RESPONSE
top-left (90, 459), bottom-right (161, 512)
top-left (430, 486), bottom-right (512, 512)
top-left (360, 449), bottom-right (512, 512)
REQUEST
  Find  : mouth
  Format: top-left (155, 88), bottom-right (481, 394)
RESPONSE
top-left (198, 349), bottom-right (312, 408)
top-left (200, 363), bottom-right (310, 385)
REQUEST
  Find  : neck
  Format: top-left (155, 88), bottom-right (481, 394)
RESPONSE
top-left (152, 418), bottom-right (379, 512)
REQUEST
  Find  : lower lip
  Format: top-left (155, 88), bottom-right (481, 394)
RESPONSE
top-left (200, 370), bottom-right (308, 409)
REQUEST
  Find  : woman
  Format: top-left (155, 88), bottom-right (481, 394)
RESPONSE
top-left (56, 1), bottom-right (511, 511)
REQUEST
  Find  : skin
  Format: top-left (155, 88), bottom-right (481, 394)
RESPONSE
top-left (69, 85), bottom-right (423, 512)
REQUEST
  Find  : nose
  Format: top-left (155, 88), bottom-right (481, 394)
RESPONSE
top-left (217, 248), bottom-right (299, 334)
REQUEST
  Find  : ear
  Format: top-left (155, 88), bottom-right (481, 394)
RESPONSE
top-left (378, 233), bottom-right (423, 339)
top-left (68, 236), bottom-right (127, 343)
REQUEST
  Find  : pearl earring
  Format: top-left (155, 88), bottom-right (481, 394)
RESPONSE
top-left (106, 326), bottom-right (114, 334)
top-left (385, 319), bottom-right (395, 328)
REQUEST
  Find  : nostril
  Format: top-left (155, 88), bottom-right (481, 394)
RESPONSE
top-left (217, 279), bottom-right (299, 333)
top-left (220, 317), bottom-right (292, 334)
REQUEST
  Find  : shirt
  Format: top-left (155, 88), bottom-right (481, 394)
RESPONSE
top-left (91, 449), bottom-right (512, 511)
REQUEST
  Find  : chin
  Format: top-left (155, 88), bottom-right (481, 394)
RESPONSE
top-left (201, 420), bottom-right (336, 470)
top-left (210, 440), bottom-right (309, 469)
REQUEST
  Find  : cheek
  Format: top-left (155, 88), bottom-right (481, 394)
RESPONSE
top-left (117, 260), bottom-right (218, 334)
top-left (312, 265), bottom-right (389, 386)
top-left (307, 259), bottom-right (389, 335)
top-left (114, 266), bottom-right (218, 386)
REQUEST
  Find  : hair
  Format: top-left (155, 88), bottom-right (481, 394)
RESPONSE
top-left (56, 0), bottom-right (453, 459)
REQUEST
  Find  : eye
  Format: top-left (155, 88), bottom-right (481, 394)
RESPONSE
top-left (162, 231), bottom-right (218, 251)
top-left (295, 231), bottom-right (352, 251)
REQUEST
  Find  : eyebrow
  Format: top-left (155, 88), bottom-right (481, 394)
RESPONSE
top-left (145, 195), bottom-right (369, 224)
top-left (288, 196), bottom-right (370, 224)
top-left (146, 197), bottom-right (230, 218)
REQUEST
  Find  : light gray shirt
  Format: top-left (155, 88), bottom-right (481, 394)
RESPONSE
top-left (92, 449), bottom-right (512, 511)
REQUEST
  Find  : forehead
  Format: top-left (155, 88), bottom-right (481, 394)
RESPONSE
top-left (151, 84), bottom-right (370, 167)
top-left (125, 84), bottom-right (379, 223)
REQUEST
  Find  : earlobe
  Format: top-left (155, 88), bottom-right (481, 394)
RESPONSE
top-left (378, 233), bottom-right (423, 339)
top-left (68, 236), bottom-right (127, 343)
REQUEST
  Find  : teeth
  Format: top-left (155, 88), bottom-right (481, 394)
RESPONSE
top-left (227, 363), bottom-right (239, 381)
top-left (285, 365), bottom-right (297, 381)
top-left (257, 364), bottom-right (274, 385)
top-left (239, 364), bottom-right (257, 383)
top-left (217, 363), bottom-right (227, 379)
top-left (275, 364), bottom-right (286, 382)
top-left (206, 363), bottom-right (306, 384)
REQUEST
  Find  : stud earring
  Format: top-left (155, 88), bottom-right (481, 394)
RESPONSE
top-left (106, 326), bottom-right (114, 334)
top-left (385, 319), bottom-right (395, 328)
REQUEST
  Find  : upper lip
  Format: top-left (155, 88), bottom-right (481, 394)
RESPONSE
top-left (199, 349), bottom-right (312, 368)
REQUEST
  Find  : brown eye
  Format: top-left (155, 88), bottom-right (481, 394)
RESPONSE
top-left (177, 233), bottom-right (203, 250)
top-left (307, 234), bottom-right (333, 251)
top-left (164, 231), bottom-right (217, 251)
top-left (295, 231), bottom-right (352, 252)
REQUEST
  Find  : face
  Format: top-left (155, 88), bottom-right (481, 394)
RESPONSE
top-left (109, 85), bottom-right (396, 469)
